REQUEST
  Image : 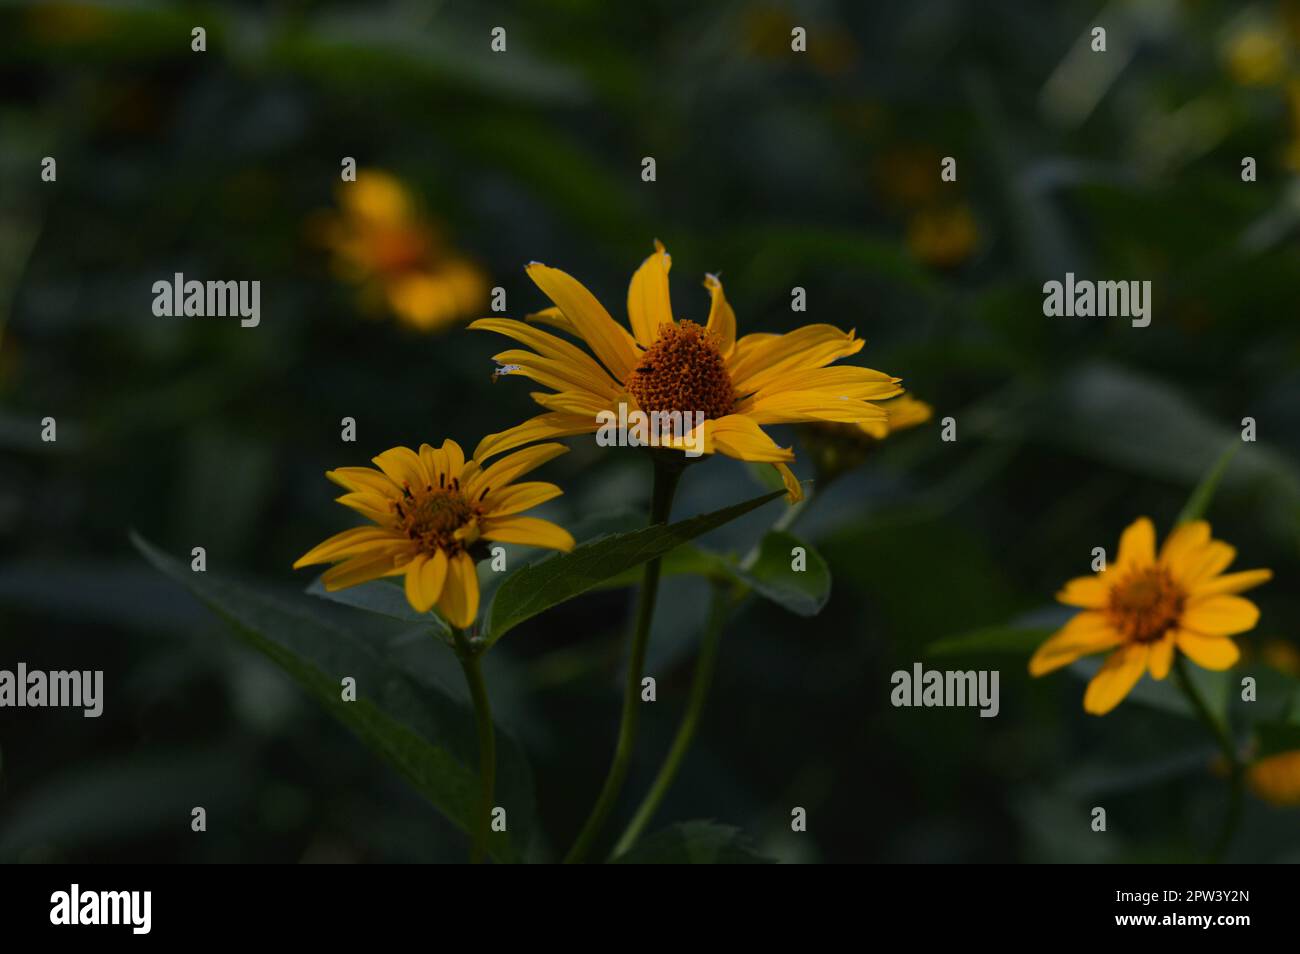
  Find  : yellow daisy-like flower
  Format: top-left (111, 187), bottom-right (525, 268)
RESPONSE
top-left (294, 440), bottom-right (575, 628)
top-left (469, 241), bottom-right (903, 501)
top-left (1224, 26), bottom-right (1288, 87)
top-left (855, 394), bottom-right (933, 440)
top-left (905, 204), bottom-right (979, 269)
top-left (1249, 750), bottom-right (1300, 806)
top-left (799, 394), bottom-right (932, 485)
top-left (317, 170), bottom-right (488, 333)
top-left (1030, 517), bottom-right (1272, 716)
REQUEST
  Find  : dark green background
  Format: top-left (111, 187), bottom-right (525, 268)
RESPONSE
top-left (2, 0), bottom-right (1298, 862)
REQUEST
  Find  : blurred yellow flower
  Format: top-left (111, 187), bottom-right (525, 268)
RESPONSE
top-left (471, 241), bottom-right (903, 502)
top-left (1260, 637), bottom-right (1300, 675)
top-left (294, 439), bottom-right (574, 628)
top-left (316, 170), bottom-right (487, 333)
top-left (1030, 518), bottom-right (1271, 715)
top-left (906, 204), bottom-right (978, 269)
top-left (856, 394), bottom-right (933, 439)
top-left (742, 6), bottom-right (859, 75)
top-left (1249, 750), bottom-right (1300, 806)
top-left (874, 146), bottom-right (945, 211)
top-left (25, 2), bottom-right (112, 43)
top-left (1284, 79), bottom-right (1300, 172)
top-left (1224, 26), bottom-right (1288, 86)
top-left (799, 394), bottom-right (932, 484)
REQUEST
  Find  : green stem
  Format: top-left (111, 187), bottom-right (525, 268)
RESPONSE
top-left (563, 456), bottom-right (683, 864)
top-left (613, 486), bottom-right (816, 857)
top-left (611, 581), bottom-right (736, 858)
top-left (453, 627), bottom-right (495, 865)
top-left (1173, 654), bottom-right (1241, 863)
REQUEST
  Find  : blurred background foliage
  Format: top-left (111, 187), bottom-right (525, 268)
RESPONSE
top-left (1, 0), bottom-right (1299, 862)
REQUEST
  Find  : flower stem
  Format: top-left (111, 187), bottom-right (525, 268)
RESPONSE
top-left (563, 456), bottom-right (683, 864)
top-left (611, 486), bottom-right (816, 858)
top-left (453, 627), bottom-right (496, 865)
top-left (611, 580), bottom-right (736, 858)
top-left (1173, 653), bottom-right (1241, 863)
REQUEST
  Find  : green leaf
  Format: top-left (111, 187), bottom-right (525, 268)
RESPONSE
top-left (133, 534), bottom-right (534, 862)
top-left (733, 531), bottom-right (830, 617)
top-left (483, 488), bottom-right (785, 645)
top-left (1255, 720), bottom-right (1300, 760)
top-left (1177, 442), bottom-right (1239, 525)
top-left (593, 543), bottom-right (733, 590)
top-left (612, 821), bottom-right (774, 864)
top-left (927, 625), bottom-right (1055, 657)
top-left (306, 575), bottom-right (451, 639)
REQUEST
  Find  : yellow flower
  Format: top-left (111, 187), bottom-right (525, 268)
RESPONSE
top-left (469, 241), bottom-right (903, 501)
top-left (317, 170), bottom-right (487, 333)
top-left (1224, 26), bottom-right (1288, 86)
top-left (1249, 750), bottom-right (1300, 806)
top-left (906, 204), bottom-right (979, 268)
top-left (855, 394), bottom-right (933, 439)
top-left (1260, 637), bottom-right (1300, 676)
top-left (294, 439), bottom-right (575, 628)
top-left (1030, 518), bottom-right (1271, 716)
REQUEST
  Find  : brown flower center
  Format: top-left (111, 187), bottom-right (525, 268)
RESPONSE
top-left (394, 486), bottom-right (476, 553)
top-left (1107, 566), bottom-right (1185, 643)
top-left (625, 321), bottom-right (735, 420)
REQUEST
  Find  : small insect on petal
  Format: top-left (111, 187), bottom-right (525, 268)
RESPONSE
top-left (492, 363), bottom-right (523, 382)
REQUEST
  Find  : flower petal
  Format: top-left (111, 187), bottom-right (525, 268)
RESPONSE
top-left (1183, 542), bottom-right (1237, 586)
top-left (1181, 595), bottom-right (1260, 636)
top-left (1191, 568), bottom-right (1273, 598)
top-left (403, 548), bottom-right (448, 613)
top-left (473, 413), bottom-right (597, 461)
top-left (470, 317), bottom-right (622, 395)
top-left (703, 273), bottom-right (736, 356)
top-left (627, 240), bottom-right (674, 347)
top-left (336, 492), bottom-right (398, 526)
top-left (1159, 519), bottom-right (1209, 570)
top-left (745, 364), bottom-right (900, 401)
top-left (480, 515), bottom-right (575, 551)
top-left (294, 526), bottom-right (404, 568)
top-left (482, 480), bottom-right (564, 517)
top-left (1056, 575), bottom-right (1110, 609)
top-left (1175, 629), bottom-right (1241, 669)
top-left (526, 262), bottom-right (639, 382)
top-left (327, 466), bottom-right (400, 498)
top-left (1115, 516), bottom-right (1155, 570)
top-left (489, 349), bottom-right (621, 399)
top-left (706, 414), bottom-right (794, 463)
top-left (1028, 612), bottom-right (1123, 676)
top-left (464, 442), bottom-right (569, 500)
top-left (773, 462), bottom-right (802, 503)
top-left (437, 551), bottom-right (480, 629)
top-left (404, 554), bottom-right (432, 613)
top-left (1148, 631), bottom-right (1175, 680)
top-left (740, 389), bottom-right (890, 425)
top-left (728, 325), bottom-right (865, 394)
top-left (371, 446), bottom-right (428, 492)
top-left (321, 549), bottom-right (405, 591)
top-left (1083, 643), bottom-right (1149, 715)
top-left (524, 306), bottom-right (578, 336)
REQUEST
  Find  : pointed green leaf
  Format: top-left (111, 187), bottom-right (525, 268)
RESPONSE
top-left (305, 575), bottom-right (452, 640)
top-left (733, 531), bottom-right (830, 617)
top-left (1177, 442), bottom-right (1239, 525)
top-left (483, 488), bottom-right (785, 645)
top-left (133, 534), bottom-right (534, 862)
